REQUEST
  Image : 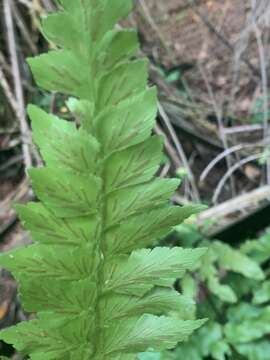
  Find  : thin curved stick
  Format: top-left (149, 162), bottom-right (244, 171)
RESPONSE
top-left (212, 153), bottom-right (262, 204)
top-left (200, 143), bottom-right (264, 182)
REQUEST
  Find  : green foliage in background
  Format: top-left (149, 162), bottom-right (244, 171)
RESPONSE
top-left (0, 1), bottom-right (206, 359)
top-left (141, 225), bottom-right (270, 360)
top-left (250, 94), bottom-right (270, 124)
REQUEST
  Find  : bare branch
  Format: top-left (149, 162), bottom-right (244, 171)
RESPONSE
top-left (198, 185), bottom-right (270, 225)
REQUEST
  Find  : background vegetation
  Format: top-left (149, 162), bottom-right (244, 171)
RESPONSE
top-left (1, 0), bottom-right (270, 359)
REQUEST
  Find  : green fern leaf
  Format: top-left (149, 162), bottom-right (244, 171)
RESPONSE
top-left (0, 1), bottom-right (206, 358)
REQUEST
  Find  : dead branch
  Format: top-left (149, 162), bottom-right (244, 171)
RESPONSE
top-left (198, 185), bottom-right (270, 224)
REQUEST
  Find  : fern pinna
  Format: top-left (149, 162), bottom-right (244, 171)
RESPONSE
top-left (0, 1), bottom-right (206, 359)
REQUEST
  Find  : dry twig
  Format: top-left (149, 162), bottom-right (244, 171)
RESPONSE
top-left (12, 2), bottom-right (38, 55)
top-left (0, 67), bottom-right (21, 122)
top-left (3, 0), bottom-right (32, 169)
top-left (212, 153), bottom-right (263, 204)
top-left (198, 63), bottom-right (236, 198)
top-left (198, 185), bottom-right (270, 227)
top-left (158, 102), bottom-right (200, 202)
top-left (200, 143), bottom-right (263, 183)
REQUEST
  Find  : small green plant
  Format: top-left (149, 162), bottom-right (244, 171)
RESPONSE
top-left (0, 1), bottom-right (206, 359)
top-left (149, 224), bottom-right (270, 360)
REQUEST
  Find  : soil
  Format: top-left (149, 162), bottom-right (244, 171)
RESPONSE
top-left (131, 0), bottom-right (268, 118)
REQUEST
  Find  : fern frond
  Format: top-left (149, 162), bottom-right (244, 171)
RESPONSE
top-left (0, 1), bottom-right (206, 358)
